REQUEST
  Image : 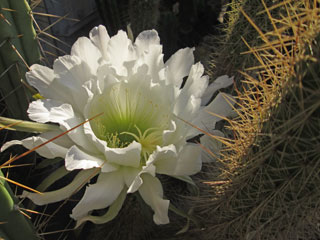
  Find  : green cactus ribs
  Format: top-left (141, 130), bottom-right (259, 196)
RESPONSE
top-left (0, 0), bottom-right (40, 120)
top-left (0, 169), bottom-right (38, 240)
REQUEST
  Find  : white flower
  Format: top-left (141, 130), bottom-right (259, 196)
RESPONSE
top-left (1, 26), bottom-right (234, 226)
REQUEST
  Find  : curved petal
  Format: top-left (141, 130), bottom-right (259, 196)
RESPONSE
top-left (173, 63), bottom-right (208, 120)
top-left (165, 47), bottom-right (194, 87)
top-left (28, 99), bottom-right (74, 124)
top-left (134, 30), bottom-right (164, 82)
top-left (71, 171), bottom-right (125, 220)
top-left (162, 120), bottom-right (177, 145)
top-left (138, 174), bottom-right (170, 225)
top-left (52, 55), bottom-right (92, 111)
top-left (103, 141), bottom-right (142, 168)
top-left (135, 45), bottom-right (164, 83)
top-left (28, 100), bottom-right (98, 154)
top-left (150, 144), bottom-right (201, 176)
top-left (135, 30), bottom-right (160, 53)
top-left (127, 164), bottom-right (156, 193)
top-left (75, 186), bottom-right (127, 228)
top-left (181, 63), bottom-right (208, 98)
top-left (105, 30), bottom-right (135, 76)
top-left (147, 145), bottom-right (178, 174)
top-left (174, 93), bottom-right (201, 120)
top-left (65, 145), bottom-right (104, 171)
top-left (201, 75), bottom-right (234, 106)
top-left (71, 37), bottom-right (101, 74)
top-left (53, 55), bottom-right (92, 86)
top-left (2, 131), bottom-right (73, 159)
top-left (21, 169), bottom-right (98, 205)
top-left (89, 25), bottom-right (110, 60)
top-left (65, 145), bottom-right (118, 173)
top-left (95, 64), bottom-right (119, 94)
top-left (200, 130), bottom-right (224, 163)
top-left (58, 115), bottom-right (98, 154)
top-left (194, 92), bottom-right (235, 131)
top-left (121, 167), bottom-right (140, 188)
top-left (1, 140), bottom-right (22, 152)
top-left (26, 64), bottom-right (55, 98)
top-left (174, 143), bottom-right (202, 175)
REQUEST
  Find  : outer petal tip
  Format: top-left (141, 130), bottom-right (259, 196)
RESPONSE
top-left (138, 174), bottom-right (170, 225)
top-left (1, 140), bottom-right (22, 152)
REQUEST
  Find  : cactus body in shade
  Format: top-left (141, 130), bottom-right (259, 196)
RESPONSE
top-left (0, 0), bottom-right (40, 239)
top-left (191, 1), bottom-right (320, 240)
top-left (0, 170), bottom-right (38, 240)
top-left (0, 0), bottom-right (40, 120)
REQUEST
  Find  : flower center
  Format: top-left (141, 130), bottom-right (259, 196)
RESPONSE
top-left (89, 81), bottom-right (171, 155)
top-left (121, 125), bottom-right (163, 162)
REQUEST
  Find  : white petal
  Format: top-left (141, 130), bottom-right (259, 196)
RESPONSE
top-left (127, 164), bottom-right (156, 193)
top-left (105, 30), bottom-right (135, 76)
top-left (201, 75), bottom-right (234, 106)
top-left (182, 63), bottom-right (208, 98)
top-left (200, 130), bottom-right (224, 163)
top-left (134, 30), bottom-right (163, 80)
top-left (148, 145), bottom-right (178, 174)
top-left (28, 99), bottom-right (74, 124)
top-left (96, 64), bottom-right (119, 94)
top-left (53, 55), bottom-right (92, 86)
top-left (162, 120), bottom-right (177, 145)
top-left (174, 143), bottom-right (202, 176)
top-left (134, 45), bottom-right (164, 83)
top-left (26, 64), bottom-right (54, 85)
top-left (89, 25), bottom-right (110, 60)
top-left (40, 55), bottom-right (92, 112)
top-left (71, 171), bottom-right (125, 220)
top-left (103, 141), bottom-right (142, 168)
top-left (3, 131), bottom-right (73, 159)
top-left (135, 30), bottom-right (160, 53)
top-left (58, 115), bottom-right (98, 154)
top-left (1, 140), bottom-right (22, 152)
top-left (26, 64), bottom-right (55, 97)
top-left (65, 145), bottom-right (105, 171)
top-left (173, 63), bottom-right (208, 121)
top-left (195, 92), bottom-right (235, 131)
top-left (64, 143), bottom-right (118, 173)
top-left (74, 186), bottom-right (127, 228)
top-left (71, 37), bottom-right (101, 74)
top-left (26, 64), bottom-right (74, 102)
top-left (121, 167), bottom-right (140, 188)
top-left (138, 174), bottom-right (170, 225)
top-left (21, 169), bottom-right (98, 205)
top-left (34, 131), bottom-right (73, 157)
top-left (163, 120), bottom-right (191, 149)
top-left (150, 144), bottom-right (201, 176)
top-left (174, 93), bottom-right (201, 120)
top-left (165, 47), bottom-right (194, 87)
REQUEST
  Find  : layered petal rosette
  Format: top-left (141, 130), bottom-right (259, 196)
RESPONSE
top-left (1, 26), bottom-right (234, 226)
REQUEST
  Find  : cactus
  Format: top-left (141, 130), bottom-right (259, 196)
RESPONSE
top-left (128, 0), bottom-right (160, 37)
top-left (0, 0), bottom-right (41, 239)
top-left (94, 0), bottom-right (130, 36)
top-left (0, 169), bottom-right (38, 240)
top-left (191, 0), bottom-right (320, 239)
top-left (0, 0), bottom-right (41, 120)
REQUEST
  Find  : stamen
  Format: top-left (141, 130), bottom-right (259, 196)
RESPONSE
top-left (120, 125), bottom-right (162, 159)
